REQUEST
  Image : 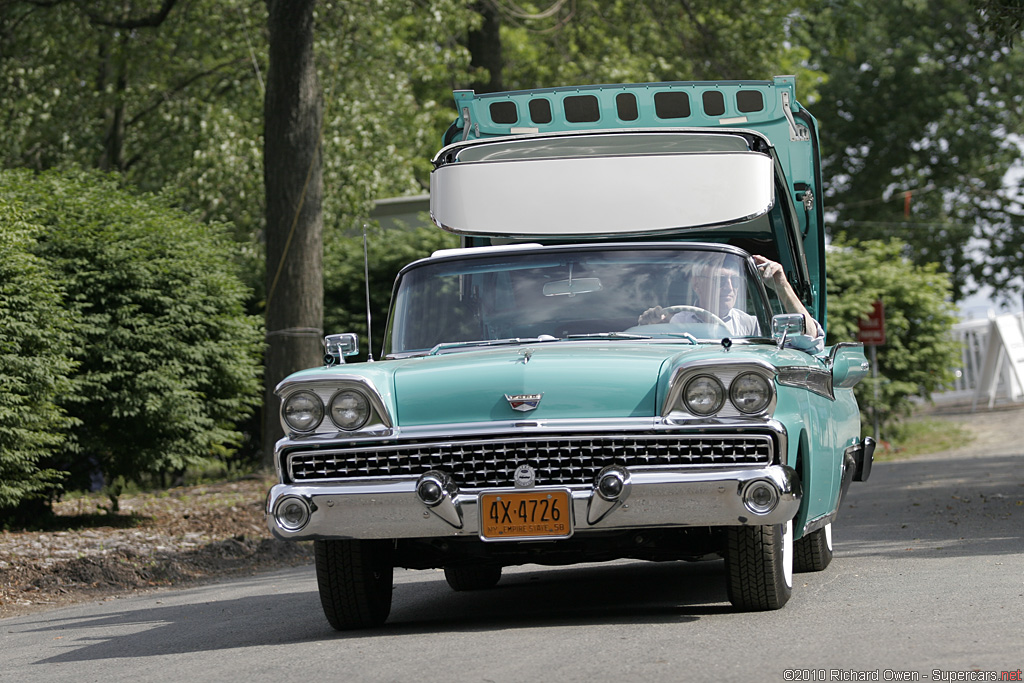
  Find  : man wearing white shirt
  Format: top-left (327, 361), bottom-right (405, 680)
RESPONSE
top-left (639, 254), bottom-right (824, 353)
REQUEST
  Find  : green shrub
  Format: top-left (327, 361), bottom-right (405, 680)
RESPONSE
top-left (0, 168), bottom-right (264, 499)
top-left (826, 238), bottom-right (961, 436)
top-left (0, 198), bottom-right (77, 510)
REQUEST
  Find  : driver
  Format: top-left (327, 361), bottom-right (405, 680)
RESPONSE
top-left (639, 255), bottom-right (823, 351)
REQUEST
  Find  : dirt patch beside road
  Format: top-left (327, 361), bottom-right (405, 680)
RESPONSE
top-left (911, 399), bottom-right (1024, 458)
top-left (1, 477), bottom-right (313, 618)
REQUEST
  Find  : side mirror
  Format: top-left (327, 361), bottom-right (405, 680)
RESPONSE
top-left (771, 313), bottom-right (805, 348)
top-left (324, 333), bottom-right (359, 365)
top-left (830, 342), bottom-right (870, 388)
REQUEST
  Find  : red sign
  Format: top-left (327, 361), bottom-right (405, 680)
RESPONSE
top-left (857, 300), bottom-right (885, 345)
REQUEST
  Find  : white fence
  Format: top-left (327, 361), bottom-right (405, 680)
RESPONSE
top-left (933, 313), bottom-right (1024, 407)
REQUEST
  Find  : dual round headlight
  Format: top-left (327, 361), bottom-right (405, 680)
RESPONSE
top-left (328, 389), bottom-right (371, 431)
top-left (282, 389), bottom-right (371, 433)
top-left (729, 372), bottom-right (773, 414)
top-left (682, 375), bottom-right (725, 416)
top-left (282, 390), bottom-right (323, 432)
top-left (681, 371), bottom-right (772, 416)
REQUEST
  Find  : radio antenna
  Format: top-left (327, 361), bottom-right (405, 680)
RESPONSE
top-left (363, 226), bottom-right (374, 362)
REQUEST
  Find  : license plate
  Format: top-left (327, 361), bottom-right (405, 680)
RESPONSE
top-left (480, 489), bottom-right (572, 540)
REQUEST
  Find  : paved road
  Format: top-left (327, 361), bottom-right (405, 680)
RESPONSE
top-left (3, 448), bottom-right (1022, 683)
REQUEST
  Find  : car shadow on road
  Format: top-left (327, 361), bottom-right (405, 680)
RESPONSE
top-left (14, 559), bottom-right (730, 663)
top-left (386, 558), bottom-right (731, 633)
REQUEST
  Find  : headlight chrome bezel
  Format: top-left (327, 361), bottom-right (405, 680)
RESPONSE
top-left (278, 376), bottom-right (393, 437)
top-left (666, 362), bottom-right (777, 419)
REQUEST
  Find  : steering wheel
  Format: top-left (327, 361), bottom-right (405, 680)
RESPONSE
top-left (638, 304), bottom-right (726, 327)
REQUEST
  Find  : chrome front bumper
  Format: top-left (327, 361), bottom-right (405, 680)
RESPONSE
top-left (266, 464), bottom-right (802, 541)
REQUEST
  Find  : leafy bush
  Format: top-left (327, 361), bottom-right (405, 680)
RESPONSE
top-left (0, 198), bottom-right (77, 510)
top-left (826, 238), bottom-right (961, 435)
top-left (0, 168), bottom-right (264, 502)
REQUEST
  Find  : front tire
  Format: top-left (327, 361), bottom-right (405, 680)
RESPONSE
top-left (314, 539), bottom-right (394, 630)
top-left (444, 564), bottom-right (502, 591)
top-left (795, 522), bottom-right (833, 573)
top-left (724, 521), bottom-right (793, 611)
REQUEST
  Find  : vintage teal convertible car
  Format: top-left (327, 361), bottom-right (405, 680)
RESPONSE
top-left (266, 76), bottom-right (873, 629)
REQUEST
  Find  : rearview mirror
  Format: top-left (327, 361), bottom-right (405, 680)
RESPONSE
top-left (542, 277), bottom-right (603, 297)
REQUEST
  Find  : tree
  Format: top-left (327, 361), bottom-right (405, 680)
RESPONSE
top-left (826, 239), bottom-right (961, 436)
top-left (0, 168), bottom-right (263, 505)
top-left (495, 0), bottom-right (819, 91)
top-left (973, 0), bottom-right (1024, 45)
top-left (797, 0), bottom-right (1024, 302)
top-left (0, 198), bottom-right (77, 511)
top-left (0, 0), bottom-right (268, 291)
top-left (468, 1), bottom-right (505, 93)
top-left (262, 0), bottom-right (324, 463)
top-left (1, 0), bottom-right (476, 468)
top-left (323, 225), bottom-right (458, 361)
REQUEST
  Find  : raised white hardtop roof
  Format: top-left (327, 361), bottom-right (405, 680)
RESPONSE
top-left (429, 130), bottom-right (774, 239)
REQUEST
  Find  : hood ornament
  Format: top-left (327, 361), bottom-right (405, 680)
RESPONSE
top-left (505, 393), bottom-right (543, 412)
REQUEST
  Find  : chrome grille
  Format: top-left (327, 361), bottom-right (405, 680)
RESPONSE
top-left (286, 433), bottom-right (773, 488)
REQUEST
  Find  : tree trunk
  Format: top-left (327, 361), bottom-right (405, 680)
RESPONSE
top-left (97, 32), bottom-right (128, 172)
top-left (262, 0), bottom-right (324, 468)
top-left (469, 1), bottom-right (503, 93)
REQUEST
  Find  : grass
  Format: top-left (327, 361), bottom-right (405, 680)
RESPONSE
top-left (874, 416), bottom-right (973, 460)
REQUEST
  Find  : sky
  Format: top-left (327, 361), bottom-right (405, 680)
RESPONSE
top-left (958, 284), bottom-right (1024, 321)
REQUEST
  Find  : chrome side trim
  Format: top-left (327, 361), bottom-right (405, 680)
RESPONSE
top-left (801, 511), bottom-right (837, 537)
top-left (777, 366), bottom-right (833, 400)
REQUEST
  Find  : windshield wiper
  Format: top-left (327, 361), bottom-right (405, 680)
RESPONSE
top-left (565, 332), bottom-right (698, 344)
top-left (422, 330), bottom-right (699, 356)
top-left (427, 335), bottom-right (559, 356)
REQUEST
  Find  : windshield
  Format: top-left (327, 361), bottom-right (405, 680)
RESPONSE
top-left (385, 247), bottom-right (772, 356)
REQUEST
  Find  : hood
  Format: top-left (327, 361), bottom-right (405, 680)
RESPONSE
top-left (392, 342), bottom-right (696, 426)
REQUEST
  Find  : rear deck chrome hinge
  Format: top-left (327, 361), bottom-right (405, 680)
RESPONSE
top-left (460, 106), bottom-right (479, 141)
top-left (780, 90), bottom-right (810, 142)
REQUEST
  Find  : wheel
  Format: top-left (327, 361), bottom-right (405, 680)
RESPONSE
top-left (795, 522), bottom-right (833, 573)
top-left (314, 539), bottom-right (394, 630)
top-left (724, 521), bottom-right (793, 611)
top-left (444, 564), bottom-right (503, 591)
